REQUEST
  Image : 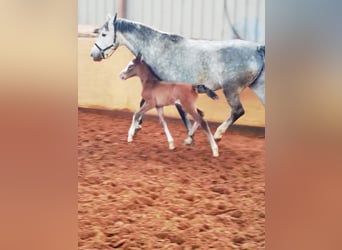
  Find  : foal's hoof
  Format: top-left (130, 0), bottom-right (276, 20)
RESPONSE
top-left (213, 151), bottom-right (219, 157)
top-left (184, 137), bottom-right (193, 145)
top-left (169, 142), bottom-right (175, 150)
top-left (212, 147), bottom-right (219, 157)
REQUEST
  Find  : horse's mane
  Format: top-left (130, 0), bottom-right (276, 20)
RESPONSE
top-left (115, 19), bottom-right (136, 34)
top-left (116, 18), bottom-right (184, 43)
top-left (161, 33), bottom-right (184, 43)
top-left (103, 21), bottom-right (109, 31)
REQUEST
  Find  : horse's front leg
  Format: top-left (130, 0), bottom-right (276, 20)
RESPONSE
top-left (128, 102), bottom-right (152, 142)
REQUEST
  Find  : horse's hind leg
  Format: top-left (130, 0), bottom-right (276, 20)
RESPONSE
top-left (214, 89), bottom-right (245, 140)
top-left (175, 103), bottom-right (192, 133)
top-left (188, 109), bottom-right (219, 157)
top-left (157, 107), bottom-right (175, 150)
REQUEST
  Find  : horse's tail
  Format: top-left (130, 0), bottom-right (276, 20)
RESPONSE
top-left (196, 108), bottom-right (204, 117)
top-left (194, 85), bottom-right (219, 100)
top-left (257, 44), bottom-right (265, 57)
top-left (250, 44), bottom-right (265, 86)
top-left (248, 44), bottom-right (266, 105)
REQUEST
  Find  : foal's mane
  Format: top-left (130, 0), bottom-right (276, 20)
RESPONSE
top-left (141, 60), bottom-right (161, 81)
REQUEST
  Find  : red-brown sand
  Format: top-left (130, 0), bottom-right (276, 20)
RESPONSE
top-left (78, 110), bottom-right (265, 249)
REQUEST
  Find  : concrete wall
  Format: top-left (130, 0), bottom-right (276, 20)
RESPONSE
top-left (78, 38), bottom-right (265, 127)
top-left (78, 0), bottom-right (265, 42)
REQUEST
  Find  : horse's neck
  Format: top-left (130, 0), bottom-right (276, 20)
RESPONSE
top-left (116, 19), bottom-right (186, 82)
top-left (117, 19), bottom-right (161, 56)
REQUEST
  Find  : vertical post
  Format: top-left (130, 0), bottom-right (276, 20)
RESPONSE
top-left (160, 0), bottom-right (164, 29)
top-left (190, 0), bottom-right (194, 38)
top-left (170, 0), bottom-right (174, 32)
top-left (211, 0), bottom-right (215, 39)
top-left (221, 0), bottom-right (225, 39)
top-left (151, 0), bottom-right (155, 27)
top-left (255, 0), bottom-right (261, 42)
top-left (244, 0), bottom-right (248, 40)
top-left (200, 0), bottom-right (204, 38)
top-left (180, 0), bottom-right (184, 35)
top-left (233, 0), bottom-right (237, 24)
top-left (118, 0), bottom-right (126, 18)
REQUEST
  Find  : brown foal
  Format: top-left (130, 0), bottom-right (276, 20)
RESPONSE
top-left (119, 54), bottom-right (219, 157)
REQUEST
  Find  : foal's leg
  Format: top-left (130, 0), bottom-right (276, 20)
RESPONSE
top-left (184, 108), bottom-right (203, 145)
top-left (128, 102), bottom-right (153, 142)
top-left (134, 99), bottom-right (145, 131)
top-left (214, 88), bottom-right (245, 140)
top-left (156, 107), bottom-right (175, 150)
top-left (184, 122), bottom-right (200, 145)
top-left (188, 109), bottom-right (219, 157)
top-left (136, 100), bottom-right (192, 134)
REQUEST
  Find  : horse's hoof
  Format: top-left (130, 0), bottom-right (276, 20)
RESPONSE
top-left (169, 142), bottom-right (175, 150)
top-left (184, 137), bottom-right (193, 145)
top-left (135, 125), bottom-right (142, 131)
top-left (127, 137), bottom-right (133, 142)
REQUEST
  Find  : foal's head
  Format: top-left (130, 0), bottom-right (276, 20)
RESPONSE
top-left (119, 53), bottom-right (148, 80)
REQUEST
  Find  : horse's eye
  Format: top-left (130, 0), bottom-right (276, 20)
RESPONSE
top-left (102, 33), bottom-right (107, 37)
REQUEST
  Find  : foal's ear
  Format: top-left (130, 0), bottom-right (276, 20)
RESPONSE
top-left (136, 52), bottom-right (142, 62)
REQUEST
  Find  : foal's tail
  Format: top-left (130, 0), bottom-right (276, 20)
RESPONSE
top-left (194, 85), bottom-right (219, 100)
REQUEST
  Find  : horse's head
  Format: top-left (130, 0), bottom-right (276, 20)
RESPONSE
top-left (119, 53), bottom-right (144, 80)
top-left (90, 14), bottom-right (119, 61)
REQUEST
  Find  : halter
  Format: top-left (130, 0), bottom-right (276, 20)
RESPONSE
top-left (94, 20), bottom-right (117, 59)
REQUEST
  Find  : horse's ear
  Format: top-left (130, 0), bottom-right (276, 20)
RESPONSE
top-left (113, 13), bottom-right (117, 24)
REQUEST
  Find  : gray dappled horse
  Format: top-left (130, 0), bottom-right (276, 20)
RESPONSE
top-left (90, 14), bottom-right (265, 140)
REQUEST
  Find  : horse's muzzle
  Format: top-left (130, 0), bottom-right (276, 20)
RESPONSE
top-left (90, 53), bottom-right (103, 61)
top-left (90, 48), bottom-right (103, 61)
top-left (92, 56), bottom-right (102, 62)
